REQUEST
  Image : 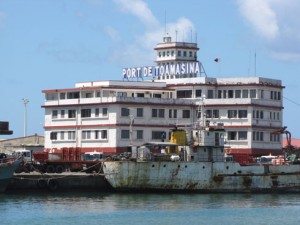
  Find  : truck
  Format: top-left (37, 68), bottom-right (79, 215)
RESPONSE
top-left (13, 148), bottom-right (104, 174)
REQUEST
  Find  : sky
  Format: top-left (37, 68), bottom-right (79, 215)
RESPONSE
top-left (1, 0), bottom-right (300, 139)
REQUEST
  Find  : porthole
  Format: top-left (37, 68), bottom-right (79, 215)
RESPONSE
top-left (202, 166), bottom-right (205, 169)
top-left (152, 164), bottom-right (155, 168)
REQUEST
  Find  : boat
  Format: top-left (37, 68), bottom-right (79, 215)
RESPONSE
top-left (0, 154), bottom-right (23, 193)
top-left (103, 115), bottom-right (300, 193)
top-left (0, 120), bottom-right (23, 193)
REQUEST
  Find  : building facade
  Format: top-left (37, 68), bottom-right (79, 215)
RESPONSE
top-left (42, 35), bottom-right (283, 156)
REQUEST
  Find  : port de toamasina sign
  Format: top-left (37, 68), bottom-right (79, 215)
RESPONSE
top-left (122, 62), bottom-right (201, 79)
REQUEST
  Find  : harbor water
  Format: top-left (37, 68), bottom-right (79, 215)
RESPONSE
top-left (1, 192), bottom-right (300, 225)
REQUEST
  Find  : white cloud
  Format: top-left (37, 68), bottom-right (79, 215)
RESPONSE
top-left (237, 0), bottom-right (279, 40)
top-left (113, 0), bottom-right (159, 29)
top-left (237, 0), bottom-right (300, 62)
top-left (110, 1), bottom-right (195, 66)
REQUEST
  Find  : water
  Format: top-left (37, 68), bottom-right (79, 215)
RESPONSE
top-left (1, 191), bottom-right (300, 225)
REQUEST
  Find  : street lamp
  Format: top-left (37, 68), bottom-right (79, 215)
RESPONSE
top-left (22, 98), bottom-right (29, 137)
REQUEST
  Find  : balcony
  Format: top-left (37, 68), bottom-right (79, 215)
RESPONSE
top-left (43, 96), bottom-right (194, 107)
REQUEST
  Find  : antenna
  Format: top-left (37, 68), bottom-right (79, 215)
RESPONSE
top-left (175, 30), bottom-right (178, 42)
top-left (248, 50), bottom-right (251, 76)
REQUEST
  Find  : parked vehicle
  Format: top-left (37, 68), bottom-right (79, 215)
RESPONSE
top-left (13, 148), bottom-right (103, 173)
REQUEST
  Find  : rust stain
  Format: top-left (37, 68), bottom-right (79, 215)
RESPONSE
top-left (186, 182), bottom-right (199, 189)
top-left (213, 176), bottom-right (224, 183)
top-left (242, 176), bottom-right (252, 188)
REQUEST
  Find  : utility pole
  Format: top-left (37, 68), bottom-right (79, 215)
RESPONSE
top-left (22, 98), bottom-right (29, 137)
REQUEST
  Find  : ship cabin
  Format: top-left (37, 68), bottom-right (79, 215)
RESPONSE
top-left (192, 125), bottom-right (226, 162)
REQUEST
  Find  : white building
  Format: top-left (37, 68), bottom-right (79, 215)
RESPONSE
top-left (42, 35), bottom-right (283, 156)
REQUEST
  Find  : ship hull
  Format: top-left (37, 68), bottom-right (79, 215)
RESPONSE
top-left (103, 161), bottom-right (300, 193)
top-left (0, 159), bottom-right (22, 193)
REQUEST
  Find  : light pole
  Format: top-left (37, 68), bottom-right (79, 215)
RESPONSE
top-left (129, 114), bottom-right (134, 146)
top-left (22, 98), bottom-right (29, 137)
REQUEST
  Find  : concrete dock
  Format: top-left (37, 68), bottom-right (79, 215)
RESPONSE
top-left (7, 172), bottom-right (112, 192)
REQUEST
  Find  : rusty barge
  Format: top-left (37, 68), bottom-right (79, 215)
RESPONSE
top-left (103, 122), bottom-right (300, 193)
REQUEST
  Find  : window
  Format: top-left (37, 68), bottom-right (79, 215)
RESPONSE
top-left (121, 130), bottom-right (130, 139)
top-left (217, 90), bottom-right (222, 99)
top-left (207, 90), bottom-right (214, 99)
top-left (250, 89), bottom-right (256, 98)
top-left (137, 108), bottom-right (143, 117)
top-left (83, 92), bottom-right (93, 98)
top-left (206, 110), bottom-right (212, 118)
top-left (68, 131), bottom-right (76, 140)
top-left (137, 93), bottom-right (144, 98)
top-left (152, 131), bottom-right (166, 140)
top-left (121, 108), bottom-right (130, 117)
top-left (177, 90), bottom-right (192, 98)
top-left (238, 131), bottom-right (247, 140)
top-left (174, 109), bottom-right (177, 118)
top-left (223, 90), bottom-right (227, 98)
top-left (81, 109), bottom-right (91, 118)
top-left (228, 131), bottom-right (237, 140)
top-left (152, 109), bottom-right (164, 118)
top-left (260, 90), bottom-right (264, 99)
top-left (60, 131), bottom-right (65, 140)
top-left (137, 130), bottom-right (143, 139)
top-left (235, 90), bottom-right (241, 98)
top-left (253, 131), bottom-right (264, 141)
top-left (61, 110), bottom-right (65, 118)
top-left (178, 51), bottom-right (181, 56)
top-left (82, 131), bottom-right (91, 140)
top-left (213, 110), bottom-right (219, 118)
top-left (238, 110), bottom-right (247, 118)
top-left (183, 51), bottom-right (187, 57)
top-left (242, 90), bottom-right (248, 98)
top-left (277, 92), bottom-right (281, 100)
top-left (50, 132), bottom-right (57, 140)
top-left (52, 110), bottom-right (58, 119)
top-left (169, 109), bottom-right (172, 118)
top-left (270, 133), bottom-right (280, 142)
top-left (67, 92), bottom-right (79, 99)
top-left (95, 108), bottom-right (100, 117)
top-left (159, 109), bottom-right (165, 118)
top-left (102, 108), bottom-right (108, 116)
top-left (96, 91), bottom-right (101, 97)
top-left (228, 110), bottom-right (237, 118)
top-left (60, 93), bottom-right (66, 99)
top-left (253, 110), bottom-right (264, 119)
top-left (196, 90), bottom-right (202, 97)
top-left (68, 110), bottom-right (76, 118)
top-left (270, 91), bottom-right (273, 99)
top-left (228, 90), bottom-right (234, 98)
top-left (95, 130), bottom-right (108, 140)
top-left (182, 110), bottom-right (190, 118)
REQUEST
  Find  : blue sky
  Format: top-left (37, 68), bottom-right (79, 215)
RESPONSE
top-left (1, 0), bottom-right (300, 139)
